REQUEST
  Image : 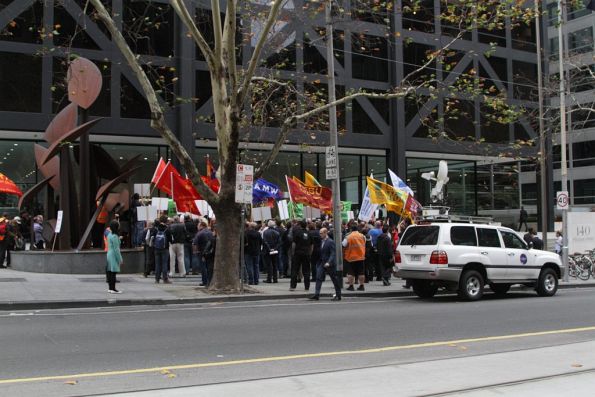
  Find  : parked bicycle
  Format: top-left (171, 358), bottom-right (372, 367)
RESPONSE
top-left (568, 253), bottom-right (592, 281)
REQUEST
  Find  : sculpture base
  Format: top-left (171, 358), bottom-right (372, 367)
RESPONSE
top-left (10, 249), bottom-right (145, 274)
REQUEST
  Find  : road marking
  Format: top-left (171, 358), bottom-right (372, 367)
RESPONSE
top-left (0, 298), bottom-right (399, 318)
top-left (2, 325), bottom-right (595, 385)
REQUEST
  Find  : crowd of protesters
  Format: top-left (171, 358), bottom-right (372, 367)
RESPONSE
top-left (136, 213), bottom-right (411, 298)
top-left (0, 211), bottom-right (43, 268)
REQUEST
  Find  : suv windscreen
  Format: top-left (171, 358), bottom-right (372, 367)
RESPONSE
top-left (399, 226), bottom-right (439, 246)
top-left (450, 226), bottom-right (477, 246)
top-left (500, 230), bottom-right (527, 249)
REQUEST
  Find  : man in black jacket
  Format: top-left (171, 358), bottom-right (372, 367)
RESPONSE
top-left (262, 220), bottom-right (281, 283)
top-left (308, 222), bottom-right (322, 282)
top-left (183, 214), bottom-right (198, 275)
top-left (309, 228), bottom-right (341, 301)
top-left (290, 220), bottom-right (313, 291)
top-left (377, 226), bottom-right (394, 286)
top-left (194, 221), bottom-right (213, 286)
top-left (244, 222), bottom-right (262, 285)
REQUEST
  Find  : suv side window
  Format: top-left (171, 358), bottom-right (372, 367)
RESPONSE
top-left (500, 230), bottom-right (527, 249)
top-left (450, 226), bottom-right (477, 246)
top-left (477, 228), bottom-right (501, 248)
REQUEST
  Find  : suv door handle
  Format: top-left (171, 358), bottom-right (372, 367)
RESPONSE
top-left (480, 251), bottom-right (488, 255)
top-left (507, 253), bottom-right (515, 256)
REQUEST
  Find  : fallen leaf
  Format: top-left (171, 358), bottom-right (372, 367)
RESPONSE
top-left (64, 380), bottom-right (78, 385)
top-left (160, 369), bottom-right (171, 375)
top-left (571, 364), bottom-right (583, 368)
top-left (167, 373), bottom-right (177, 379)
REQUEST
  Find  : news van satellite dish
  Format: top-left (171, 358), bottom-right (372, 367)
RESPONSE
top-left (421, 160), bottom-right (449, 203)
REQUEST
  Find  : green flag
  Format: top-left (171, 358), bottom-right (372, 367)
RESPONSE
top-left (288, 201), bottom-right (303, 219)
top-left (341, 201), bottom-right (352, 222)
top-left (168, 199), bottom-right (177, 217)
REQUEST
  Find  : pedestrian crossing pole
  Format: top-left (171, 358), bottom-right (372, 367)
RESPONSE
top-left (326, 0), bottom-right (343, 288)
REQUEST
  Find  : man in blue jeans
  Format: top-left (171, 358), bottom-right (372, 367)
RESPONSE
top-left (183, 214), bottom-right (198, 275)
top-left (193, 221), bottom-right (212, 286)
top-left (244, 222), bottom-right (262, 285)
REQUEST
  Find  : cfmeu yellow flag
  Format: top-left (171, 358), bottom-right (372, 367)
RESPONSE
top-left (366, 176), bottom-right (406, 214)
top-left (304, 171), bottom-right (321, 187)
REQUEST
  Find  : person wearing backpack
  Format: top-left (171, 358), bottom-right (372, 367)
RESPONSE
top-left (151, 215), bottom-right (173, 284)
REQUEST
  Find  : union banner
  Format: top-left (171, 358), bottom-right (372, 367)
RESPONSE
top-left (285, 176), bottom-right (332, 213)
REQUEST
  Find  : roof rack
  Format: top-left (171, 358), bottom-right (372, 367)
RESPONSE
top-left (416, 206), bottom-right (494, 224)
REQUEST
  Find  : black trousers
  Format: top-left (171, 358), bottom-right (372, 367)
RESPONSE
top-left (106, 270), bottom-right (117, 291)
top-left (265, 253), bottom-right (279, 282)
top-left (291, 252), bottom-right (311, 290)
top-left (0, 241), bottom-right (7, 266)
top-left (310, 253), bottom-right (320, 281)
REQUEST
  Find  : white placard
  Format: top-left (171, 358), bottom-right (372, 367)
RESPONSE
top-left (557, 191), bottom-right (569, 210)
top-left (137, 205), bottom-right (158, 222)
top-left (235, 164), bottom-right (254, 204)
top-left (151, 197), bottom-right (169, 211)
top-left (251, 206), bottom-right (272, 222)
top-left (194, 200), bottom-right (209, 216)
top-left (134, 183), bottom-right (151, 197)
top-left (303, 206), bottom-right (321, 219)
top-left (55, 210), bottom-right (64, 234)
top-left (347, 211), bottom-right (355, 221)
top-left (277, 200), bottom-right (289, 220)
top-left (568, 212), bottom-right (595, 254)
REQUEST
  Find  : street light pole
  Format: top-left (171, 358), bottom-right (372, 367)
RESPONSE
top-left (556, 0), bottom-right (569, 281)
top-left (326, 0), bottom-right (343, 280)
top-left (534, 0), bottom-right (548, 249)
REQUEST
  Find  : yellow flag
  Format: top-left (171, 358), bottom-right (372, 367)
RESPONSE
top-left (366, 177), bottom-right (407, 214)
top-left (304, 171), bottom-right (321, 187)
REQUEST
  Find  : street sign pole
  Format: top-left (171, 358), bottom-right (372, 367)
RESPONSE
top-left (326, 0), bottom-right (343, 288)
top-left (557, 190), bottom-right (569, 281)
top-left (235, 164), bottom-right (253, 292)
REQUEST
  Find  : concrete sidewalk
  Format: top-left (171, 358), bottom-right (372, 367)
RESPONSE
top-left (1, 267), bottom-right (594, 310)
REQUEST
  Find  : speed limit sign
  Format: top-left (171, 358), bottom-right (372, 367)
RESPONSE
top-left (557, 191), bottom-right (569, 210)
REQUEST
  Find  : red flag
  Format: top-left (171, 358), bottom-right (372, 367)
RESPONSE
top-left (154, 162), bottom-right (182, 196)
top-left (172, 173), bottom-right (201, 214)
top-left (286, 176), bottom-right (332, 213)
top-left (151, 158), bottom-right (167, 184)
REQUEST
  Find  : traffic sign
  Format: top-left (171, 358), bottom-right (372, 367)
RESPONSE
top-left (325, 146), bottom-right (337, 168)
top-left (556, 191), bottom-right (569, 210)
top-left (325, 167), bottom-right (337, 180)
top-left (235, 164), bottom-right (254, 204)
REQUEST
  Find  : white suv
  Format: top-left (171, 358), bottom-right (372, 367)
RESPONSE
top-left (394, 222), bottom-right (564, 300)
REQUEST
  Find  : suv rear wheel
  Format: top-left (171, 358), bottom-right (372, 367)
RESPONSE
top-left (412, 280), bottom-right (438, 299)
top-left (536, 268), bottom-right (558, 297)
top-left (489, 283), bottom-right (511, 296)
top-left (458, 270), bottom-right (484, 301)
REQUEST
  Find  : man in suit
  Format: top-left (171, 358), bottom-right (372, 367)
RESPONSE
top-left (309, 228), bottom-right (342, 301)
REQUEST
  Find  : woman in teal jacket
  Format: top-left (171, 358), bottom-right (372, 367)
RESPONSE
top-left (106, 220), bottom-right (123, 294)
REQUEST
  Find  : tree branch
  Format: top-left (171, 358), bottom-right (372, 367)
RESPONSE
top-left (254, 86), bottom-right (417, 178)
top-left (89, 0), bottom-right (218, 204)
top-left (171, 0), bottom-right (218, 71)
top-left (237, 0), bottom-right (285, 104)
top-left (223, 0), bottom-right (238, 106)
top-left (210, 0), bottom-right (223, 60)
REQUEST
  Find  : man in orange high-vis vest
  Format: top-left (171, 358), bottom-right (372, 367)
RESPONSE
top-left (342, 225), bottom-right (366, 291)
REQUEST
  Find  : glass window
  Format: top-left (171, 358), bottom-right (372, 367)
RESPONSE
top-left (123, 1), bottom-right (174, 57)
top-left (512, 61), bottom-right (537, 101)
top-left (367, 155), bottom-right (386, 182)
top-left (0, 140), bottom-right (37, 210)
top-left (120, 76), bottom-right (150, 119)
top-left (574, 179), bottom-right (595, 205)
top-left (477, 228), bottom-right (501, 248)
top-left (302, 153), bottom-right (321, 186)
top-left (500, 230), bottom-right (526, 249)
top-left (399, 226), bottom-right (439, 246)
top-left (99, 144), bottom-right (160, 184)
top-left (339, 154), bottom-right (361, 203)
top-left (569, 27), bottom-right (594, 54)
top-left (0, 52), bottom-right (42, 113)
top-left (351, 34), bottom-right (388, 82)
top-left (402, 0), bottom-right (434, 33)
top-left (451, 226), bottom-right (477, 246)
top-left (0, 0), bottom-right (43, 44)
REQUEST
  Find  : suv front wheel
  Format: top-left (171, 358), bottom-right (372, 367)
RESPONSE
top-left (458, 270), bottom-right (484, 301)
top-left (536, 268), bottom-right (558, 297)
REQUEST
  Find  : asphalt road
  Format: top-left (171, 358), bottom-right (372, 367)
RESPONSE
top-left (2, 288), bottom-right (595, 396)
